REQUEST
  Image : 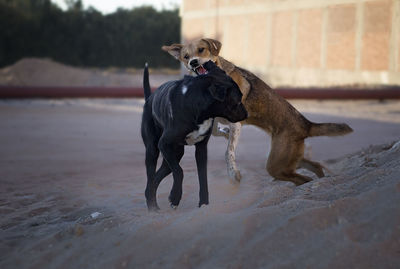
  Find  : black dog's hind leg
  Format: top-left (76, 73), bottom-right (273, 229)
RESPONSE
top-left (195, 137), bottom-right (210, 207)
top-left (145, 150), bottom-right (184, 211)
top-left (152, 146), bottom-right (185, 200)
top-left (158, 137), bottom-right (185, 208)
top-left (144, 144), bottom-right (160, 211)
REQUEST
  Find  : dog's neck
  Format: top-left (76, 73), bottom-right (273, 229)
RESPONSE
top-left (216, 56), bottom-right (235, 75)
top-left (180, 78), bottom-right (216, 121)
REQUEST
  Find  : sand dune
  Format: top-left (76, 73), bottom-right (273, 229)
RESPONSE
top-left (0, 99), bottom-right (399, 269)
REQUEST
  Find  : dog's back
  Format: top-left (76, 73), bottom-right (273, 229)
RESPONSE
top-left (142, 63), bottom-right (182, 131)
top-left (222, 58), bottom-right (353, 137)
top-left (143, 74), bottom-right (203, 132)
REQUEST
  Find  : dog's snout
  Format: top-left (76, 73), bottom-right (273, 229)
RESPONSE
top-left (189, 59), bottom-right (199, 67)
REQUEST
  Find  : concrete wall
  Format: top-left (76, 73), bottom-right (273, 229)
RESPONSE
top-left (181, 0), bottom-right (400, 87)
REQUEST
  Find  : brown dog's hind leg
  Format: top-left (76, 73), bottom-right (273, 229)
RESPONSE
top-left (266, 134), bottom-right (313, 186)
top-left (298, 158), bottom-right (325, 178)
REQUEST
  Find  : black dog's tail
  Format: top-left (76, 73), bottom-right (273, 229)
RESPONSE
top-left (143, 62), bottom-right (151, 100)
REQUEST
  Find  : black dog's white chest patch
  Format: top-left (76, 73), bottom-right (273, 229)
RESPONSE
top-left (185, 118), bottom-right (213, 145)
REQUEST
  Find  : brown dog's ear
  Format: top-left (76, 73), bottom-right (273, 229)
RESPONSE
top-left (161, 44), bottom-right (183, 60)
top-left (201, 38), bottom-right (222, 56)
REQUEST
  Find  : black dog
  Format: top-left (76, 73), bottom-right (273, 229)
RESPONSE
top-left (141, 61), bottom-right (248, 211)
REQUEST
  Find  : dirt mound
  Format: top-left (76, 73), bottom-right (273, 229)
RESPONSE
top-left (0, 58), bottom-right (180, 87)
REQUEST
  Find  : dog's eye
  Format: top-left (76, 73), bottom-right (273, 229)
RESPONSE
top-left (184, 54), bottom-right (189, 60)
top-left (198, 48), bottom-right (204, 53)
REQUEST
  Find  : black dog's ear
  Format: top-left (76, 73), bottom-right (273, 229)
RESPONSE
top-left (208, 84), bottom-right (226, 101)
top-left (162, 44), bottom-right (183, 60)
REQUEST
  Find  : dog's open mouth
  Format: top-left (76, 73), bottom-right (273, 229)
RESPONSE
top-left (193, 65), bottom-right (207, 75)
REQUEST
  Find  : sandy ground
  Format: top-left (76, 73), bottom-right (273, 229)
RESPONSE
top-left (0, 98), bottom-right (399, 269)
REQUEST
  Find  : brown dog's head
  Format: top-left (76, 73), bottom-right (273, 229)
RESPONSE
top-left (162, 38), bottom-right (222, 75)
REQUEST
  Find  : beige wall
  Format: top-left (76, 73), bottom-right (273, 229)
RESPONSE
top-left (181, 0), bottom-right (400, 87)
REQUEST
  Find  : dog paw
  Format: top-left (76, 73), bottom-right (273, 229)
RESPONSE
top-left (316, 170), bottom-right (325, 178)
top-left (228, 169), bottom-right (241, 184)
top-left (148, 208), bottom-right (161, 214)
top-left (168, 195), bottom-right (181, 209)
top-left (170, 203), bottom-right (178, 210)
top-left (146, 200), bottom-right (160, 212)
top-left (198, 200), bottom-right (209, 208)
top-left (235, 170), bottom-right (242, 181)
top-left (147, 205), bottom-right (160, 211)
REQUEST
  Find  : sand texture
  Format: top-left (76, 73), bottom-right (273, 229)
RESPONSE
top-left (0, 99), bottom-right (399, 268)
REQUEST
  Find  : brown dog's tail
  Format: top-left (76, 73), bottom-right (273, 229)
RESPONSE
top-left (309, 122), bottom-right (353, 137)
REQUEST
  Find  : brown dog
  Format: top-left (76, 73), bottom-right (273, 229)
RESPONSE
top-left (162, 38), bottom-right (353, 185)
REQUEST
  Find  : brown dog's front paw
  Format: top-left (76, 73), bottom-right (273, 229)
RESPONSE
top-left (234, 170), bottom-right (241, 181)
top-left (228, 169), bottom-right (241, 184)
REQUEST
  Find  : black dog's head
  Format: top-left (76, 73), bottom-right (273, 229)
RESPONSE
top-left (203, 61), bottom-right (248, 123)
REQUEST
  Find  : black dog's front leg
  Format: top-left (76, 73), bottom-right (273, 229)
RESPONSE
top-left (158, 138), bottom-right (185, 208)
top-left (195, 137), bottom-right (210, 207)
